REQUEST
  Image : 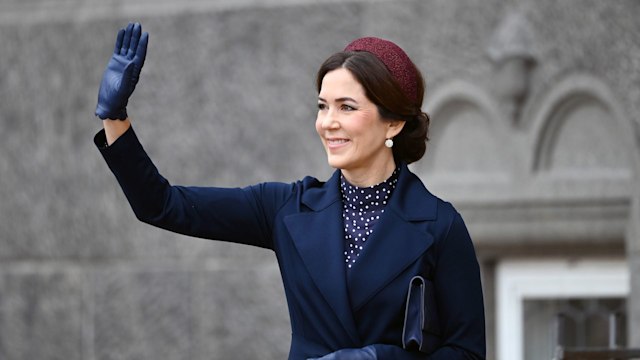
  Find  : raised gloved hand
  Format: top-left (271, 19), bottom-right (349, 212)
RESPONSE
top-left (308, 345), bottom-right (377, 360)
top-left (95, 22), bottom-right (149, 120)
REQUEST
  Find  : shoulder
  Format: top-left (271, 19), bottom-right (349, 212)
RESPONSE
top-left (297, 175), bottom-right (326, 190)
top-left (246, 173), bottom-right (335, 213)
top-left (257, 175), bottom-right (327, 198)
top-left (401, 167), bottom-right (466, 235)
top-left (435, 196), bottom-right (462, 225)
top-left (248, 174), bottom-right (323, 193)
top-left (398, 166), bottom-right (460, 222)
top-left (428, 190), bottom-right (465, 236)
top-left (426, 195), bottom-right (473, 253)
top-left (289, 170), bottom-right (342, 211)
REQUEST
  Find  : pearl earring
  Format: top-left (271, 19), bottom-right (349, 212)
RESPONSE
top-left (385, 138), bottom-right (394, 148)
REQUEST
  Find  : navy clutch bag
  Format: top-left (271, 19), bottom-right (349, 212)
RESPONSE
top-left (402, 275), bottom-right (441, 353)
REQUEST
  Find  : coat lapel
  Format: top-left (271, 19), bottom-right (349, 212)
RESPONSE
top-left (283, 170), bottom-right (360, 343)
top-left (283, 164), bottom-right (438, 339)
top-left (348, 163), bottom-right (438, 311)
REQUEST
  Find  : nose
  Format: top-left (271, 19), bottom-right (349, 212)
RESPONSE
top-left (319, 108), bottom-right (340, 130)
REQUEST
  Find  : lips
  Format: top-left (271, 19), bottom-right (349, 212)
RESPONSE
top-left (326, 138), bottom-right (350, 149)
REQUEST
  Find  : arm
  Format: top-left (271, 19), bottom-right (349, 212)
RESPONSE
top-left (423, 212), bottom-right (485, 359)
top-left (95, 126), bottom-right (293, 248)
top-left (104, 118), bottom-right (131, 145)
top-left (94, 24), bottom-right (293, 248)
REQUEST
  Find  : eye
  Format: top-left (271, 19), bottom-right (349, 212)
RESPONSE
top-left (341, 104), bottom-right (356, 111)
top-left (317, 103), bottom-right (327, 111)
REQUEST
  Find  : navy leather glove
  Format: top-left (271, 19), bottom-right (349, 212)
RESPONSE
top-left (95, 22), bottom-right (149, 120)
top-left (308, 345), bottom-right (377, 360)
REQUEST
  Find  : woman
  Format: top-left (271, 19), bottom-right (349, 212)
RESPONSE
top-left (94, 23), bottom-right (485, 359)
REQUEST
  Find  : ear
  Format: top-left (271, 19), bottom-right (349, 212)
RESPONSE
top-left (386, 119), bottom-right (406, 139)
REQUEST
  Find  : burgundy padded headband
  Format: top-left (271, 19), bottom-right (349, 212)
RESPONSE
top-left (344, 37), bottom-right (419, 103)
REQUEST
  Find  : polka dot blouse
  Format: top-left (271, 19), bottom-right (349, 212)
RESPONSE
top-left (340, 168), bottom-right (400, 270)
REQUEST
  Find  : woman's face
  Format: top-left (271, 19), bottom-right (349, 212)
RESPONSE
top-left (316, 68), bottom-right (402, 175)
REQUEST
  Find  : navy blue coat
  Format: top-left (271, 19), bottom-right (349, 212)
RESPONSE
top-left (95, 127), bottom-right (485, 359)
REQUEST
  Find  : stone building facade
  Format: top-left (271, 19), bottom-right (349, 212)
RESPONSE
top-left (0, 0), bottom-right (638, 359)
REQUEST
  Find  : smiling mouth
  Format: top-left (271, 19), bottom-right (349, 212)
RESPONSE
top-left (327, 138), bottom-right (350, 146)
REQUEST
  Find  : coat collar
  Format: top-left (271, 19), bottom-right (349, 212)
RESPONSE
top-left (301, 162), bottom-right (438, 221)
top-left (284, 163), bottom-right (438, 340)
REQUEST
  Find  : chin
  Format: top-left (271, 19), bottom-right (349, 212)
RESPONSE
top-left (326, 155), bottom-right (348, 170)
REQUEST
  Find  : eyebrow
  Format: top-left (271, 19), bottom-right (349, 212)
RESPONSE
top-left (317, 96), bottom-right (359, 103)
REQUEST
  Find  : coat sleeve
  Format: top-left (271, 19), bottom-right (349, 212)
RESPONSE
top-left (94, 126), bottom-right (294, 249)
top-left (427, 210), bottom-right (485, 359)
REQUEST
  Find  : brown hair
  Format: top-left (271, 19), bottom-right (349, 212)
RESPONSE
top-left (316, 51), bottom-right (430, 164)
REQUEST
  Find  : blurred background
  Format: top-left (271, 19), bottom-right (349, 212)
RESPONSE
top-left (1, 0), bottom-right (639, 359)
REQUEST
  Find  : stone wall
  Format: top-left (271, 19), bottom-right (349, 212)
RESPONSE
top-left (1, 0), bottom-right (639, 359)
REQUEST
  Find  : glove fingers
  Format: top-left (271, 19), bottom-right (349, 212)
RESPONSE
top-left (127, 23), bottom-right (142, 59)
top-left (133, 32), bottom-right (149, 75)
top-left (113, 28), bottom-right (125, 55)
top-left (120, 23), bottom-right (134, 56)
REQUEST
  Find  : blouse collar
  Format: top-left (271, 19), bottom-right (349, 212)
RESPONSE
top-left (340, 167), bottom-right (400, 211)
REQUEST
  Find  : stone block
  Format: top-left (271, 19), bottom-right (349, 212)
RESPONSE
top-left (92, 269), bottom-right (192, 360)
top-left (0, 269), bottom-right (83, 360)
top-left (191, 262), bottom-right (289, 360)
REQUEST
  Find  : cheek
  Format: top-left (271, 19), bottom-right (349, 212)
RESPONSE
top-left (314, 116), bottom-right (322, 135)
